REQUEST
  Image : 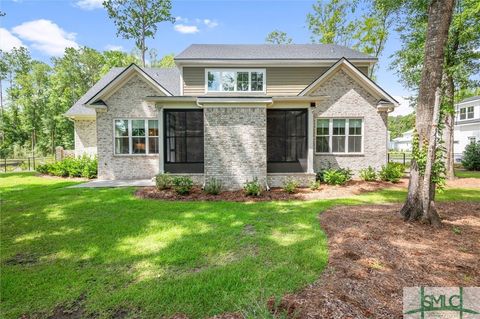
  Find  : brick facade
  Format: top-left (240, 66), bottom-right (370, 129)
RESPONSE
top-left (74, 120), bottom-right (97, 157)
top-left (96, 75), bottom-right (161, 180)
top-left (204, 106), bottom-right (267, 190)
top-left (309, 69), bottom-right (388, 175)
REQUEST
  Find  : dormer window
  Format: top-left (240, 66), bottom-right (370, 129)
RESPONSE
top-left (459, 106), bottom-right (474, 120)
top-left (206, 69), bottom-right (265, 93)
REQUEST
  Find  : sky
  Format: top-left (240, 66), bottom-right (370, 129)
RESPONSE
top-left (0, 0), bottom-right (414, 115)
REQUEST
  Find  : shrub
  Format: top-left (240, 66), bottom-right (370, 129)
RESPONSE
top-left (309, 180), bottom-right (321, 190)
top-left (36, 156), bottom-right (97, 179)
top-left (204, 178), bottom-right (222, 195)
top-left (155, 173), bottom-right (172, 190)
top-left (379, 162), bottom-right (404, 182)
top-left (243, 178), bottom-right (262, 196)
top-left (360, 166), bottom-right (377, 181)
top-left (323, 168), bottom-right (353, 185)
top-left (461, 141), bottom-right (480, 171)
top-left (282, 178), bottom-right (299, 194)
top-left (172, 176), bottom-right (193, 195)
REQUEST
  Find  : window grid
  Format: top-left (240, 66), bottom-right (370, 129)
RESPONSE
top-left (206, 69), bottom-right (265, 93)
top-left (114, 119), bottom-right (159, 155)
top-left (459, 106), bottom-right (474, 120)
top-left (315, 118), bottom-right (363, 154)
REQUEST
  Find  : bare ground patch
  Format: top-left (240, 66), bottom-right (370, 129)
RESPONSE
top-left (269, 202), bottom-right (480, 318)
top-left (135, 179), bottom-right (409, 202)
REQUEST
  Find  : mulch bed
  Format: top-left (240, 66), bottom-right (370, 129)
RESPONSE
top-left (135, 180), bottom-right (408, 202)
top-left (268, 202), bottom-right (480, 319)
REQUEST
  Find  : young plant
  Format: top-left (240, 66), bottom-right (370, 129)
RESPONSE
top-left (155, 173), bottom-right (172, 190)
top-left (360, 166), bottom-right (377, 181)
top-left (282, 178), bottom-right (299, 194)
top-left (204, 178), bottom-right (222, 195)
top-left (379, 163), bottom-right (405, 183)
top-left (461, 141), bottom-right (480, 171)
top-left (323, 168), bottom-right (353, 185)
top-left (172, 176), bottom-right (193, 195)
top-left (309, 180), bottom-right (321, 190)
top-left (243, 178), bottom-right (262, 197)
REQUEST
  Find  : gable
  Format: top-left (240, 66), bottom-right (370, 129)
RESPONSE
top-left (299, 58), bottom-right (398, 108)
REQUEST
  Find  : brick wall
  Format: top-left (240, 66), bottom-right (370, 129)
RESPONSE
top-left (204, 107), bottom-right (267, 190)
top-left (74, 119), bottom-right (97, 157)
top-left (310, 69), bottom-right (388, 175)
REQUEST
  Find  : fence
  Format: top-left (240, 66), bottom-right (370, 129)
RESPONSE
top-left (388, 152), bottom-right (412, 166)
top-left (0, 156), bottom-right (55, 173)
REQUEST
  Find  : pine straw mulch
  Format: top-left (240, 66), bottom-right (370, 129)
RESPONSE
top-left (268, 201), bottom-right (480, 319)
top-left (135, 179), bottom-right (409, 202)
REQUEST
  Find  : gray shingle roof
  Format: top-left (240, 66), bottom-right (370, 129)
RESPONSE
top-left (175, 44), bottom-right (376, 61)
top-left (459, 96), bottom-right (480, 103)
top-left (65, 67), bottom-right (180, 118)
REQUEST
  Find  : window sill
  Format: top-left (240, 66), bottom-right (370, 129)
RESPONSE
top-left (315, 153), bottom-right (364, 157)
top-left (113, 154), bottom-right (159, 157)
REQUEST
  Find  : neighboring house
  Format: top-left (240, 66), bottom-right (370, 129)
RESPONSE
top-left (65, 44), bottom-right (398, 190)
top-left (390, 129), bottom-right (413, 151)
top-left (454, 96), bottom-right (480, 162)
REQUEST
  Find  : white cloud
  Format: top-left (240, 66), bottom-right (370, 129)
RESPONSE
top-left (175, 16), bottom-right (189, 23)
top-left (391, 96), bottom-right (415, 116)
top-left (0, 28), bottom-right (24, 52)
top-left (75, 0), bottom-right (103, 10)
top-left (174, 24), bottom-right (199, 34)
top-left (12, 19), bottom-right (79, 56)
top-left (105, 44), bottom-right (124, 51)
top-left (203, 19), bottom-right (218, 28)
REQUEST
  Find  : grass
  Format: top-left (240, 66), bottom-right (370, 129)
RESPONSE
top-left (455, 169), bottom-right (480, 178)
top-left (1, 173), bottom-right (479, 318)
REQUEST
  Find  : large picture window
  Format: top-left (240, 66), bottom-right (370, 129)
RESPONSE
top-left (164, 110), bottom-right (204, 173)
top-left (206, 69), bottom-right (265, 93)
top-left (316, 118), bottom-right (363, 154)
top-left (267, 109), bottom-right (308, 173)
top-left (114, 119), bottom-right (159, 155)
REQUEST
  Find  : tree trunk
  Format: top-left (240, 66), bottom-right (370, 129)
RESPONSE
top-left (400, 0), bottom-right (455, 225)
top-left (443, 72), bottom-right (455, 180)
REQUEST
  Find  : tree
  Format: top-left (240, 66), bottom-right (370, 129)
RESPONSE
top-left (400, 0), bottom-right (455, 226)
top-left (157, 53), bottom-right (175, 68)
top-left (388, 113), bottom-right (415, 139)
top-left (307, 0), bottom-right (357, 46)
top-left (265, 30), bottom-right (293, 44)
top-left (103, 0), bottom-right (174, 67)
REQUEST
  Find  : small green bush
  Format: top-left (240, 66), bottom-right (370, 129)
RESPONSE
top-left (172, 176), bottom-right (193, 195)
top-left (243, 178), bottom-right (262, 196)
top-left (360, 166), bottom-right (377, 181)
top-left (204, 178), bottom-right (222, 195)
top-left (155, 173), bottom-right (172, 190)
top-left (461, 141), bottom-right (480, 171)
top-left (323, 168), bottom-right (352, 185)
top-left (379, 162), bottom-right (404, 182)
top-left (282, 178), bottom-right (299, 194)
top-left (309, 180), bottom-right (321, 190)
top-left (36, 156), bottom-right (97, 179)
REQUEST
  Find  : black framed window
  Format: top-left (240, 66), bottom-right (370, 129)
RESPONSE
top-left (267, 109), bottom-right (308, 173)
top-left (164, 110), bottom-right (204, 173)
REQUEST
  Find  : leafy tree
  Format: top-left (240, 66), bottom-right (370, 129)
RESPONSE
top-left (265, 30), bottom-right (293, 44)
top-left (400, 0), bottom-right (456, 227)
top-left (102, 50), bottom-right (139, 74)
top-left (388, 113), bottom-right (415, 139)
top-left (461, 141), bottom-right (480, 171)
top-left (103, 0), bottom-right (175, 67)
top-left (157, 53), bottom-right (175, 68)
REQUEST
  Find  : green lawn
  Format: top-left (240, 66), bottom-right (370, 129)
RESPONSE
top-left (455, 169), bottom-right (480, 178)
top-left (1, 173), bottom-right (479, 319)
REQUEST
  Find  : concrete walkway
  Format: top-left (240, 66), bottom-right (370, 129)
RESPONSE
top-left (69, 179), bottom-right (154, 188)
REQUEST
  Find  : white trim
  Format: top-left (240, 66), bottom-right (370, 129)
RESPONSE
top-left (205, 68), bottom-right (266, 94)
top-left (179, 66), bottom-right (184, 96)
top-left (158, 108), bottom-right (164, 173)
top-left (299, 58), bottom-right (399, 107)
top-left (307, 107), bottom-right (314, 174)
top-left (113, 118), bottom-right (160, 156)
top-left (86, 64), bottom-right (172, 106)
top-left (456, 98), bottom-right (480, 106)
top-left (314, 117), bottom-right (364, 155)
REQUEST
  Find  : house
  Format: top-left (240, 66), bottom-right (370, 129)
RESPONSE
top-left (454, 96), bottom-right (480, 162)
top-left (390, 129), bottom-right (413, 151)
top-left (65, 44), bottom-right (398, 190)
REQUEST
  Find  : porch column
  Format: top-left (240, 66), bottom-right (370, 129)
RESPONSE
top-left (307, 107), bottom-right (315, 174)
top-left (158, 106), bottom-right (164, 174)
